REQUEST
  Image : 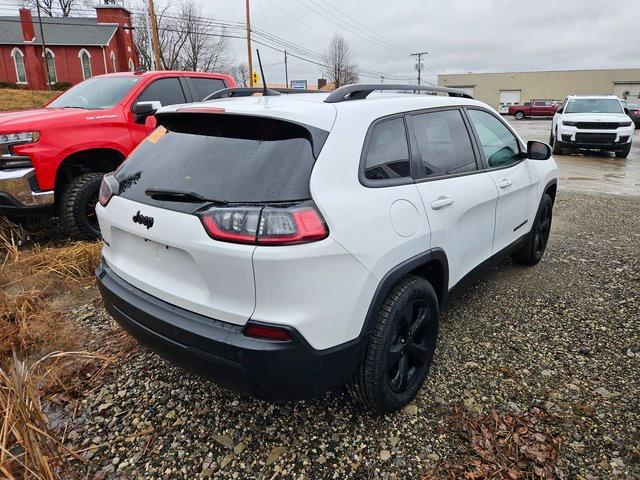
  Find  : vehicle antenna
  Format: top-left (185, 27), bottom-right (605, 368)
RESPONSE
top-left (256, 49), bottom-right (268, 96)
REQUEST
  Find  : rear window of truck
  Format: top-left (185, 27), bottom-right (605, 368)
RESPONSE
top-left (115, 113), bottom-right (328, 213)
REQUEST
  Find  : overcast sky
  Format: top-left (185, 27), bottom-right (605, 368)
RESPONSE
top-left (191, 0), bottom-right (639, 85)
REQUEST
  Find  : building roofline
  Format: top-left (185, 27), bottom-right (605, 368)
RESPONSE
top-left (439, 67), bottom-right (640, 76)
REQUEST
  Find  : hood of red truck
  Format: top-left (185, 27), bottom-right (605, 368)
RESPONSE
top-left (0, 107), bottom-right (119, 131)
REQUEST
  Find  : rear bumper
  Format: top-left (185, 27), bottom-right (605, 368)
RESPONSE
top-left (96, 260), bottom-right (365, 401)
top-left (0, 168), bottom-right (54, 215)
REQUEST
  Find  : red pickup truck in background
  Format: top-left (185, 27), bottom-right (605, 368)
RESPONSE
top-left (508, 99), bottom-right (559, 119)
top-left (0, 70), bottom-right (234, 238)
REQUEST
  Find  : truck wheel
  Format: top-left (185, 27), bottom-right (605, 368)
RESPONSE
top-left (512, 193), bottom-right (553, 266)
top-left (514, 111), bottom-right (525, 120)
top-left (348, 275), bottom-right (439, 413)
top-left (58, 173), bottom-right (104, 240)
top-left (615, 144), bottom-right (631, 158)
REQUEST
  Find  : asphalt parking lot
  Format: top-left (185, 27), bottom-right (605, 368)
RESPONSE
top-left (506, 117), bottom-right (640, 196)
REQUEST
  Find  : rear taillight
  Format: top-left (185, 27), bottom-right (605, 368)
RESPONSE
top-left (199, 201), bottom-right (328, 246)
top-left (98, 174), bottom-right (119, 207)
top-left (244, 323), bottom-right (292, 341)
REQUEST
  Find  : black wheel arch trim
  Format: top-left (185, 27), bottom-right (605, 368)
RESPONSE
top-left (359, 248), bottom-right (449, 337)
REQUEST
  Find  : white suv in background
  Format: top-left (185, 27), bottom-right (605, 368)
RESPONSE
top-left (96, 84), bottom-right (558, 413)
top-left (551, 95), bottom-right (634, 158)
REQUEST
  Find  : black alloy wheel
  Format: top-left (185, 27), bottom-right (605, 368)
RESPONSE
top-left (348, 275), bottom-right (440, 413)
top-left (534, 199), bottom-right (552, 258)
top-left (387, 299), bottom-right (436, 393)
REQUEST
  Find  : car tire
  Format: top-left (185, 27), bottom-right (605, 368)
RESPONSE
top-left (514, 111), bottom-right (525, 120)
top-left (615, 144), bottom-right (631, 159)
top-left (512, 193), bottom-right (553, 266)
top-left (58, 172), bottom-right (104, 240)
top-left (348, 275), bottom-right (439, 413)
top-left (551, 130), bottom-right (563, 155)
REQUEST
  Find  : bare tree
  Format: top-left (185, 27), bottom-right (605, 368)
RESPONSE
top-left (133, 0), bottom-right (232, 73)
top-left (179, 2), bottom-right (231, 72)
top-left (22, 0), bottom-right (87, 16)
top-left (322, 33), bottom-right (359, 89)
top-left (231, 64), bottom-right (249, 87)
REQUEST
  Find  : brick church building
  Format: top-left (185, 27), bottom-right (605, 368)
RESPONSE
top-left (0, 1), bottom-right (138, 90)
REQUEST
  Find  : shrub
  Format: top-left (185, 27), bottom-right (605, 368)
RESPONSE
top-left (0, 81), bottom-right (18, 89)
top-left (51, 82), bottom-right (72, 92)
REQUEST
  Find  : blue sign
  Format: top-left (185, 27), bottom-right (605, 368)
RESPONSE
top-left (290, 80), bottom-right (307, 90)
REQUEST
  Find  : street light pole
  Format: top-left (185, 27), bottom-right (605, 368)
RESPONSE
top-left (34, 0), bottom-right (51, 89)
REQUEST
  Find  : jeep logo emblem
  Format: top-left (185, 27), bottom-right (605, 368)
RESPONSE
top-left (132, 211), bottom-right (154, 229)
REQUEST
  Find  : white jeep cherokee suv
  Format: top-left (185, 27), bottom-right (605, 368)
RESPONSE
top-left (96, 84), bottom-right (558, 413)
top-left (551, 95), bottom-right (634, 158)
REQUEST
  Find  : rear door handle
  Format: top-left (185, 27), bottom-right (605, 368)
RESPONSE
top-left (430, 196), bottom-right (454, 210)
top-left (499, 178), bottom-right (513, 189)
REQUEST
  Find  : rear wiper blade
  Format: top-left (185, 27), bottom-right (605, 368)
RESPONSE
top-left (144, 188), bottom-right (228, 205)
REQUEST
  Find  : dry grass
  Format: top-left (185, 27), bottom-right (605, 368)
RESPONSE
top-left (1, 241), bottom-right (101, 290)
top-left (0, 218), bottom-right (27, 266)
top-left (0, 89), bottom-right (59, 111)
top-left (0, 290), bottom-right (77, 365)
top-left (426, 405), bottom-right (564, 479)
top-left (0, 352), bottom-right (108, 479)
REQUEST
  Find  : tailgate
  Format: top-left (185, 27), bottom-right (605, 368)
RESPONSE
top-left (96, 196), bottom-right (256, 325)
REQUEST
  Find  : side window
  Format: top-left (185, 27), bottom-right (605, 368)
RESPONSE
top-left (363, 117), bottom-right (411, 183)
top-left (467, 109), bottom-right (521, 168)
top-left (136, 78), bottom-right (186, 107)
top-left (190, 77), bottom-right (227, 101)
top-left (534, 101), bottom-right (545, 106)
top-left (411, 109), bottom-right (476, 177)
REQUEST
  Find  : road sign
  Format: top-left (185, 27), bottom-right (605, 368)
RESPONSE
top-left (290, 80), bottom-right (307, 90)
top-left (252, 72), bottom-right (260, 85)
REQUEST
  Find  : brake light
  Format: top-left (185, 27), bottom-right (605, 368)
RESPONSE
top-left (199, 201), bottom-right (328, 246)
top-left (200, 206), bottom-right (261, 244)
top-left (98, 174), bottom-right (119, 207)
top-left (244, 323), bottom-right (292, 341)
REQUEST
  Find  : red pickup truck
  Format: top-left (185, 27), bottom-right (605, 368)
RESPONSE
top-left (0, 70), bottom-right (235, 238)
top-left (508, 100), bottom-right (559, 120)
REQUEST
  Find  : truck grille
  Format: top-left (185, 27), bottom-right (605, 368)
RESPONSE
top-left (575, 133), bottom-right (616, 144)
top-left (575, 122), bottom-right (621, 130)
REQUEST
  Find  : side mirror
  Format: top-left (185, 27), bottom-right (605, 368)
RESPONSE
top-left (527, 140), bottom-right (552, 160)
top-left (132, 101), bottom-right (161, 123)
top-left (556, 107), bottom-right (563, 114)
top-left (624, 107), bottom-right (630, 115)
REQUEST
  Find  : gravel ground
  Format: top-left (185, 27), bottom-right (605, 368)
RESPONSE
top-left (62, 190), bottom-right (639, 479)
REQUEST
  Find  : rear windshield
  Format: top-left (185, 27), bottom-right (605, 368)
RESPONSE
top-left (565, 99), bottom-right (623, 114)
top-left (115, 113), bottom-right (328, 213)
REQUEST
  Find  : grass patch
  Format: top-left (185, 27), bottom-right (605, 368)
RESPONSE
top-left (0, 89), bottom-right (59, 111)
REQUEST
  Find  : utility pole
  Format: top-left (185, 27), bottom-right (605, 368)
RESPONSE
top-left (34, 0), bottom-right (51, 90)
top-left (379, 75), bottom-right (384, 84)
top-left (411, 51), bottom-right (428, 92)
top-left (284, 50), bottom-right (288, 88)
top-left (147, 0), bottom-right (162, 70)
top-left (245, 0), bottom-right (253, 87)
top-left (144, 8), bottom-right (155, 70)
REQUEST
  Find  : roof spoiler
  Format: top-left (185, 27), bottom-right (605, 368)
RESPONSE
top-left (323, 84), bottom-right (474, 103)
top-left (204, 87), bottom-right (323, 101)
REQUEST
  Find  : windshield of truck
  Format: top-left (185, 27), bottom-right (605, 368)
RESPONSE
top-left (565, 98), bottom-right (623, 114)
top-left (47, 76), bottom-right (140, 110)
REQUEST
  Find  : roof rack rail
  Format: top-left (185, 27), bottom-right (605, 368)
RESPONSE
top-left (203, 87), bottom-right (322, 101)
top-left (204, 87), bottom-right (281, 101)
top-left (324, 84), bottom-right (474, 103)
